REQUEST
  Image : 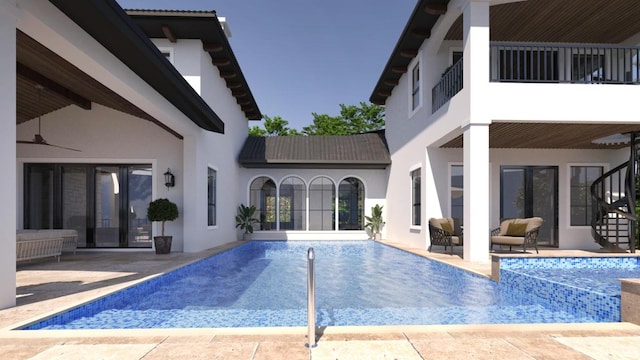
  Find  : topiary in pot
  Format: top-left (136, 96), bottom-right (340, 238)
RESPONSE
top-left (147, 198), bottom-right (179, 254)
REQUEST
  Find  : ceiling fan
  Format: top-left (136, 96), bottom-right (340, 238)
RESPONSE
top-left (17, 84), bottom-right (81, 152)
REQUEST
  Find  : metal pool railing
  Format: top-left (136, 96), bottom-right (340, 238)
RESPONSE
top-left (305, 247), bottom-right (317, 348)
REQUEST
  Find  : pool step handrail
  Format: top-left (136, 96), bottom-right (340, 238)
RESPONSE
top-left (305, 247), bottom-right (317, 348)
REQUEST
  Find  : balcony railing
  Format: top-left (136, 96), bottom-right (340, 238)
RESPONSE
top-left (432, 57), bottom-right (463, 113)
top-left (431, 43), bottom-right (640, 113)
top-left (490, 42), bottom-right (640, 84)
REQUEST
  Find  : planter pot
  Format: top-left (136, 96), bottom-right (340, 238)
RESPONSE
top-left (243, 233), bottom-right (252, 241)
top-left (154, 236), bottom-right (172, 254)
top-left (374, 233), bottom-right (382, 241)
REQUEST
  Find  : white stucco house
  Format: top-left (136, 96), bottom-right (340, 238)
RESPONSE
top-left (4, 0), bottom-right (640, 311)
top-left (371, 0), bottom-right (640, 261)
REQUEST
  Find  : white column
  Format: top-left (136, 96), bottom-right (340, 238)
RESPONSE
top-left (0, 0), bottom-right (18, 309)
top-left (462, 0), bottom-right (491, 262)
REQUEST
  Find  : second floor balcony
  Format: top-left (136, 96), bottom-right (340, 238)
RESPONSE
top-left (432, 42), bottom-right (640, 113)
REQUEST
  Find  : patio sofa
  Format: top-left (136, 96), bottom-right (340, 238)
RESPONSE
top-left (16, 229), bottom-right (79, 262)
top-left (490, 217), bottom-right (543, 254)
top-left (428, 217), bottom-right (463, 254)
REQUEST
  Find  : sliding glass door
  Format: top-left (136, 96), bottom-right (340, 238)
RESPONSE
top-left (500, 166), bottom-right (558, 246)
top-left (24, 163), bottom-right (153, 249)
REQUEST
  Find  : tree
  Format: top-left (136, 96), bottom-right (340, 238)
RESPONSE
top-left (248, 115), bottom-right (300, 137)
top-left (302, 102), bottom-right (384, 136)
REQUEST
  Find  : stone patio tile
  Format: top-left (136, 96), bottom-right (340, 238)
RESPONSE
top-left (410, 338), bottom-right (534, 360)
top-left (505, 336), bottom-right (591, 360)
top-left (142, 342), bottom-right (257, 360)
top-left (317, 331), bottom-right (406, 342)
top-left (0, 344), bottom-right (58, 360)
top-left (311, 339), bottom-right (421, 360)
top-left (28, 344), bottom-right (157, 360)
top-left (62, 336), bottom-right (167, 344)
top-left (253, 341), bottom-right (310, 360)
top-left (554, 336), bottom-right (640, 360)
top-left (162, 334), bottom-right (215, 343)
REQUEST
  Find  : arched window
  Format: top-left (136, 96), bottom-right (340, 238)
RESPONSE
top-left (250, 177), bottom-right (276, 231)
top-left (338, 177), bottom-right (364, 230)
top-left (309, 177), bottom-right (335, 230)
top-left (279, 177), bottom-right (306, 230)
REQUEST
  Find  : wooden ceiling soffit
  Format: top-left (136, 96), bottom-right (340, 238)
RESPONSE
top-left (161, 24), bottom-right (177, 43)
top-left (377, 90), bottom-right (392, 97)
top-left (203, 43), bottom-right (223, 52)
top-left (392, 66), bottom-right (407, 74)
top-left (226, 81), bottom-right (242, 89)
top-left (424, 4), bottom-right (447, 15)
top-left (17, 62), bottom-right (91, 110)
top-left (237, 98), bottom-right (250, 105)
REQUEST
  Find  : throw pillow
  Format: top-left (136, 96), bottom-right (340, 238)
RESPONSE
top-left (506, 222), bottom-right (527, 237)
top-left (441, 221), bottom-right (454, 234)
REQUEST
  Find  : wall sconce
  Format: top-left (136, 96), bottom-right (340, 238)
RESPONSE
top-left (164, 168), bottom-right (175, 189)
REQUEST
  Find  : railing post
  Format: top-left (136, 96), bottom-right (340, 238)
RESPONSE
top-left (305, 247), bottom-right (317, 348)
top-left (630, 133), bottom-right (637, 253)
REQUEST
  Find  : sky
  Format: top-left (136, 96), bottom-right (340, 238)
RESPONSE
top-left (117, 0), bottom-right (416, 131)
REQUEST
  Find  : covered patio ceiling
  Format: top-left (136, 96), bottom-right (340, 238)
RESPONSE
top-left (441, 123), bottom-right (640, 149)
top-left (16, 30), bottom-right (183, 139)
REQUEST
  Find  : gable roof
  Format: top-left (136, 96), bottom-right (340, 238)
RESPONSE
top-left (370, 0), bottom-right (448, 106)
top-left (238, 132), bottom-right (391, 169)
top-left (49, 0), bottom-right (227, 133)
top-left (126, 9), bottom-right (261, 120)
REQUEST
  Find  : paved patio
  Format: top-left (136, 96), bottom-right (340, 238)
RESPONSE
top-left (1, 241), bottom-right (640, 359)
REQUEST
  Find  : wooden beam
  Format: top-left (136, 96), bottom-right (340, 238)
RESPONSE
top-left (424, 4), bottom-right (447, 15)
top-left (220, 71), bottom-right (237, 79)
top-left (391, 66), bottom-right (407, 74)
top-left (203, 43), bottom-right (223, 52)
top-left (161, 25), bottom-right (177, 43)
top-left (377, 90), bottom-right (392, 97)
top-left (232, 89), bottom-right (247, 97)
top-left (226, 81), bottom-right (242, 89)
top-left (237, 98), bottom-right (251, 105)
top-left (400, 49), bottom-right (418, 58)
top-left (17, 62), bottom-right (91, 110)
top-left (211, 58), bottom-right (231, 66)
top-left (411, 28), bottom-right (431, 39)
top-left (383, 79), bottom-right (399, 86)
top-left (241, 105), bottom-right (255, 112)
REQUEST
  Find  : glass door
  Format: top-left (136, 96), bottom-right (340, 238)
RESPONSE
top-left (95, 166), bottom-right (121, 247)
top-left (128, 166), bottom-right (152, 247)
top-left (500, 166), bottom-right (558, 246)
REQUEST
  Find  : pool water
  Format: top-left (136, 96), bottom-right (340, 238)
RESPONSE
top-left (25, 241), bottom-right (607, 329)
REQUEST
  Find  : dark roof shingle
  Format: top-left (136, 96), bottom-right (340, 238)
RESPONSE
top-left (239, 132), bottom-right (391, 169)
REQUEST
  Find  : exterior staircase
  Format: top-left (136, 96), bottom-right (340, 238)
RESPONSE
top-left (591, 133), bottom-right (639, 253)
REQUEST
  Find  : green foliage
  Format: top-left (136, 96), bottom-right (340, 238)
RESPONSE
top-left (235, 204), bottom-right (259, 234)
top-left (303, 102), bottom-right (385, 136)
top-left (247, 103), bottom-right (385, 137)
top-left (248, 115), bottom-right (300, 137)
top-left (365, 204), bottom-right (385, 235)
top-left (147, 198), bottom-right (179, 237)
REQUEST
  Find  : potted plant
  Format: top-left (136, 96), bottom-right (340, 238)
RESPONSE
top-left (147, 198), bottom-right (179, 254)
top-left (365, 204), bottom-right (385, 241)
top-left (236, 204), bottom-right (259, 241)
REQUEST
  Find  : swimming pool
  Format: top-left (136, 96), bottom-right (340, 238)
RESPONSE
top-left (499, 256), bottom-right (640, 322)
top-left (24, 241), bottom-right (606, 330)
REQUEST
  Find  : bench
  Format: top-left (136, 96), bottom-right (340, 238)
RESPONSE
top-left (16, 229), bottom-right (79, 262)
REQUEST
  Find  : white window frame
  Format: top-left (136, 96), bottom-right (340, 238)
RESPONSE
top-left (409, 164), bottom-right (422, 229)
top-left (566, 163), bottom-right (607, 228)
top-left (408, 56), bottom-right (422, 116)
top-left (207, 166), bottom-right (217, 228)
